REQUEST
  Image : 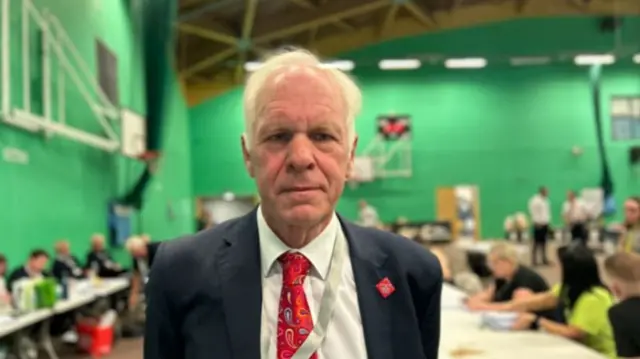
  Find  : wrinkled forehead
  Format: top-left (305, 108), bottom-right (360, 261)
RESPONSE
top-left (256, 65), bottom-right (345, 115)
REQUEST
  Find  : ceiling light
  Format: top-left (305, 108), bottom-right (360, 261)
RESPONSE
top-left (379, 59), bottom-right (421, 70)
top-left (633, 54), bottom-right (640, 64)
top-left (574, 54), bottom-right (615, 66)
top-left (244, 60), bottom-right (355, 72)
top-left (509, 56), bottom-right (551, 66)
top-left (320, 60), bottom-right (354, 71)
top-left (243, 61), bottom-right (262, 71)
top-left (445, 58), bottom-right (487, 69)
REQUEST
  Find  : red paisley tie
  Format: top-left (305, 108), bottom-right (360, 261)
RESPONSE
top-left (277, 252), bottom-right (317, 359)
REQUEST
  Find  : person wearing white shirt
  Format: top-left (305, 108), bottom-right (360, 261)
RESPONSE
top-left (528, 187), bottom-right (551, 266)
top-left (0, 254), bottom-right (9, 306)
top-left (358, 200), bottom-right (379, 228)
top-left (144, 48), bottom-right (443, 359)
top-left (562, 190), bottom-right (590, 246)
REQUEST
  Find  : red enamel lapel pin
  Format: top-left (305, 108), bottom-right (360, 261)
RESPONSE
top-left (376, 277), bottom-right (395, 299)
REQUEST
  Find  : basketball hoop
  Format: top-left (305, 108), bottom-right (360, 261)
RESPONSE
top-left (347, 177), bottom-right (361, 190)
top-left (137, 151), bottom-right (159, 163)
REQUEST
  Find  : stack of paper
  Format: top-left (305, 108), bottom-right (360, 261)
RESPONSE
top-left (480, 311), bottom-right (518, 331)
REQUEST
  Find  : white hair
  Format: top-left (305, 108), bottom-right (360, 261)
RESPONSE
top-left (125, 236), bottom-right (146, 252)
top-left (489, 243), bottom-right (520, 264)
top-left (242, 48), bottom-right (362, 149)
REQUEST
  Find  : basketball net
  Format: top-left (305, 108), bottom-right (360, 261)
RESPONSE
top-left (347, 177), bottom-right (360, 190)
top-left (137, 151), bottom-right (160, 173)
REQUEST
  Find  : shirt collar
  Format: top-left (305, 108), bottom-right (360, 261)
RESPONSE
top-left (257, 206), bottom-right (338, 280)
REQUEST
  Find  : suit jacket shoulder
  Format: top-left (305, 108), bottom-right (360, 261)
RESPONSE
top-left (150, 217), bottom-right (247, 302)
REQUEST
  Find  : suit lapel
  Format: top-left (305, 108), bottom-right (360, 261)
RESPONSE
top-left (217, 209), bottom-right (262, 359)
top-left (341, 220), bottom-right (394, 359)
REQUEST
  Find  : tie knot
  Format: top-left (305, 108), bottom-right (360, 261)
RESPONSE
top-left (278, 252), bottom-right (311, 286)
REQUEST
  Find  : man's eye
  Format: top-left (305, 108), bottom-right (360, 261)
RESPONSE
top-left (310, 133), bottom-right (333, 142)
top-left (268, 133), bottom-right (291, 142)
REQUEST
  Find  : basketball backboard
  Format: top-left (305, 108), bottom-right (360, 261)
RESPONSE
top-left (121, 109), bottom-right (146, 159)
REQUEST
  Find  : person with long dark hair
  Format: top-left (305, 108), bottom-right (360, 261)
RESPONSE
top-left (619, 196), bottom-right (640, 253)
top-left (489, 244), bottom-right (616, 358)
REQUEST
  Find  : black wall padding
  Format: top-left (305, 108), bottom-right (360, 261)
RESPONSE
top-left (142, 0), bottom-right (177, 152)
top-left (119, 0), bottom-right (177, 209)
top-left (630, 146), bottom-right (640, 164)
top-left (589, 65), bottom-right (615, 201)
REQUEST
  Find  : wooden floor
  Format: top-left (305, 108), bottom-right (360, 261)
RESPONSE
top-left (61, 242), bottom-right (569, 359)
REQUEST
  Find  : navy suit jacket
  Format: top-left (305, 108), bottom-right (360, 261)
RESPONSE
top-left (144, 209), bottom-right (442, 359)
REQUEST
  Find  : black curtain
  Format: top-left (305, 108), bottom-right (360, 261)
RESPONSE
top-left (120, 0), bottom-right (177, 209)
top-left (590, 65), bottom-right (615, 215)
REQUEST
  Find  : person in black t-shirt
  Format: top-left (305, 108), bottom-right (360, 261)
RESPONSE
top-left (467, 243), bottom-right (550, 312)
top-left (604, 252), bottom-right (640, 358)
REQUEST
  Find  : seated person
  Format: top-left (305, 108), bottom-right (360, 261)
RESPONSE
top-left (126, 236), bottom-right (159, 308)
top-left (0, 254), bottom-right (9, 305)
top-left (429, 241), bottom-right (482, 295)
top-left (604, 252), bottom-right (640, 358)
top-left (496, 245), bottom-right (616, 358)
top-left (7, 249), bottom-right (51, 291)
top-left (467, 242), bottom-right (549, 310)
top-left (85, 234), bottom-right (125, 278)
top-left (51, 240), bottom-right (85, 282)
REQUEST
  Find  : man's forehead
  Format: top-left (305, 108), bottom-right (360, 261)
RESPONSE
top-left (264, 65), bottom-right (336, 94)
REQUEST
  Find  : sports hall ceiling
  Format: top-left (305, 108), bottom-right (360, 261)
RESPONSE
top-left (175, 0), bottom-right (640, 105)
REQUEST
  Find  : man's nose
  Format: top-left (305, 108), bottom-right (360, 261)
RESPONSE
top-left (286, 135), bottom-right (315, 172)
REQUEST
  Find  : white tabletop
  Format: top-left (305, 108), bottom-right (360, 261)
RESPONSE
top-left (0, 277), bottom-right (130, 339)
top-left (0, 309), bottom-right (51, 338)
top-left (440, 281), bottom-right (608, 359)
top-left (441, 283), bottom-right (466, 310)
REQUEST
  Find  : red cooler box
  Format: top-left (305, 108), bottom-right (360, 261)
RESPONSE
top-left (76, 320), bottom-right (114, 357)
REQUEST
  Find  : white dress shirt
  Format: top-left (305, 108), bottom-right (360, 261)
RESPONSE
top-left (528, 194), bottom-right (551, 225)
top-left (562, 199), bottom-right (589, 224)
top-left (257, 208), bottom-right (367, 359)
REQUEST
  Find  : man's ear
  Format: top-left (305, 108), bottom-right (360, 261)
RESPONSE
top-left (241, 134), bottom-right (255, 178)
top-left (346, 136), bottom-right (358, 180)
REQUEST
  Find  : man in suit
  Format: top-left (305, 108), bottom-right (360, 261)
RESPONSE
top-left (51, 240), bottom-right (85, 282)
top-left (85, 234), bottom-right (125, 277)
top-left (145, 48), bottom-right (442, 359)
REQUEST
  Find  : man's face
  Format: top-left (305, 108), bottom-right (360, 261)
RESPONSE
top-left (242, 67), bottom-right (356, 226)
top-left (132, 246), bottom-right (147, 258)
top-left (30, 256), bottom-right (48, 272)
top-left (567, 191), bottom-right (575, 201)
top-left (58, 242), bottom-right (70, 255)
top-left (487, 255), bottom-right (513, 279)
top-left (92, 237), bottom-right (105, 251)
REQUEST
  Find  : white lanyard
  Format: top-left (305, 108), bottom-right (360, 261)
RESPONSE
top-left (261, 228), bottom-right (347, 359)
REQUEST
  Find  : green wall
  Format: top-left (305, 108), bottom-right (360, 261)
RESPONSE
top-left (0, 0), bottom-right (193, 266)
top-left (189, 17), bottom-right (640, 238)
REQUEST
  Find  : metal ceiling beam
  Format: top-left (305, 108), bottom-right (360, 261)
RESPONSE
top-left (235, 0), bottom-right (259, 82)
top-left (181, 47), bottom-right (237, 79)
top-left (379, 3), bottom-right (399, 38)
top-left (403, 2), bottom-right (437, 27)
top-left (308, 25), bottom-right (319, 49)
top-left (181, 0), bottom-right (640, 105)
top-left (179, 0), bottom-right (236, 22)
top-left (254, 0), bottom-right (390, 44)
top-left (285, 0), bottom-right (355, 31)
top-left (178, 23), bottom-right (238, 45)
